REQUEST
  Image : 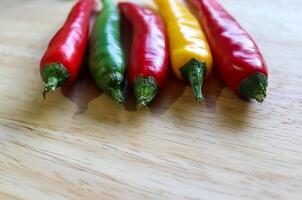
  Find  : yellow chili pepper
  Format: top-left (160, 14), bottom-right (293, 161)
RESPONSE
top-left (154, 0), bottom-right (213, 101)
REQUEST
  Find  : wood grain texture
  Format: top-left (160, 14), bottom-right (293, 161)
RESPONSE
top-left (0, 0), bottom-right (301, 199)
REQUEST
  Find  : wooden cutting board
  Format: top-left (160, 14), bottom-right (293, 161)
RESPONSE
top-left (0, 0), bottom-right (301, 199)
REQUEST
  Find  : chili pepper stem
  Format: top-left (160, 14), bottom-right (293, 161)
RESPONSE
top-left (239, 72), bottom-right (268, 103)
top-left (108, 88), bottom-right (124, 104)
top-left (41, 63), bottom-right (70, 98)
top-left (43, 77), bottom-right (58, 99)
top-left (134, 76), bottom-right (158, 107)
top-left (96, 72), bottom-right (125, 104)
top-left (180, 58), bottom-right (206, 102)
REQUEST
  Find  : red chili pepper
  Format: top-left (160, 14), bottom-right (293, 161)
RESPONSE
top-left (119, 2), bottom-right (169, 106)
top-left (40, 0), bottom-right (95, 98)
top-left (189, 0), bottom-right (268, 102)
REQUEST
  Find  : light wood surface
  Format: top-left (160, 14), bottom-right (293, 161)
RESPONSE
top-left (1, 0), bottom-right (301, 199)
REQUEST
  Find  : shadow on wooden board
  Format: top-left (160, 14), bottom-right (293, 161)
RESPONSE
top-left (148, 70), bottom-right (186, 116)
top-left (61, 66), bottom-right (102, 115)
top-left (203, 68), bottom-right (225, 113)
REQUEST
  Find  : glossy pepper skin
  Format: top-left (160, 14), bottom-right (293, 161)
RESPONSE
top-left (119, 2), bottom-right (169, 106)
top-left (40, 0), bottom-right (95, 98)
top-left (89, 0), bottom-right (126, 103)
top-left (189, 0), bottom-right (268, 102)
top-left (154, 0), bottom-right (213, 102)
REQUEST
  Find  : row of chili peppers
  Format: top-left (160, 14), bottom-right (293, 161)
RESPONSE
top-left (40, 0), bottom-right (268, 106)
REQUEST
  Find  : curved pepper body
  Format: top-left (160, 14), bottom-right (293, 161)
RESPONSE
top-left (119, 2), bottom-right (169, 106)
top-left (154, 0), bottom-right (212, 80)
top-left (40, 0), bottom-right (95, 85)
top-left (189, 0), bottom-right (268, 101)
top-left (119, 2), bottom-right (168, 87)
top-left (89, 0), bottom-right (126, 103)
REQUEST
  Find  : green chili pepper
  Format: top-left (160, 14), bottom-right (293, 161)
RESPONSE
top-left (89, 0), bottom-right (125, 103)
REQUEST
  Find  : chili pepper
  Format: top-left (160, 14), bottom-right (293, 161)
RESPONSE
top-left (188, 0), bottom-right (268, 102)
top-left (119, 2), bottom-right (169, 106)
top-left (89, 0), bottom-right (126, 103)
top-left (40, 0), bottom-right (95, 98)
top-left (154, 0), bottom-right (213, 102)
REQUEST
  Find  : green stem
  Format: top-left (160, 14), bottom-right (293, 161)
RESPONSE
top-left (239, 72), bottom-right (268, 103)
top-left (96, 72), bottom-right (125, 104)
top-left (43, 77), bottom-right (59, 99)
top-left (107, 88), bottom-right (124, 104)
top-left (41, 63), bottom-right (70, 98)
top-left (180, 58), bottom-right (206, 102)
top-left (134, 76), bottom-right (158, 107)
